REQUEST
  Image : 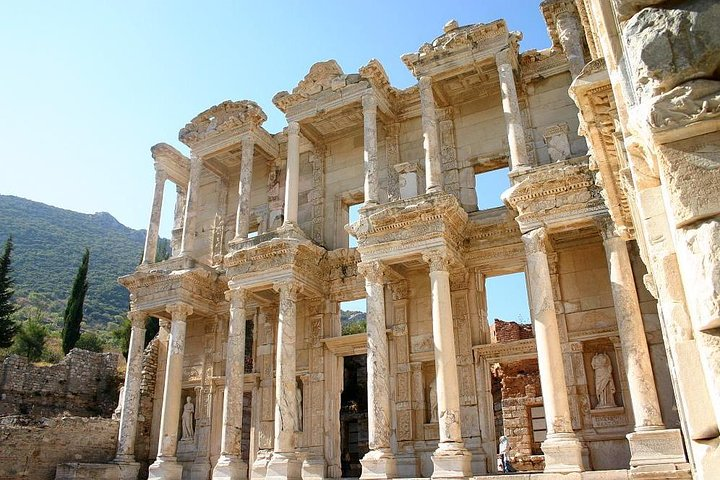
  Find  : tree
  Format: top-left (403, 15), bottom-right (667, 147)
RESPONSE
top-left (75, 331), bottom-right (105, 352)
top-left (62, 248), bottom-right (90, 354)
top-left (0, 236), bottom-right (19, 348)
top-left (14, 313), bottom-right (48, 361)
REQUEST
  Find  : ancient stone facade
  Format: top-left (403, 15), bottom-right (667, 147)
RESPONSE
top-left (59, 2), bottom-right (720, 479)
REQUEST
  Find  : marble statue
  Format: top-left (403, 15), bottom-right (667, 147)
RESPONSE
top-left (295, 383), bottom-right (303, 432)
top-left (429, 379), bottom-right (438, 423)
top-left (182, 396), bottom-right (195, 440)
top-left (592, 352), bottom-right (617, 408)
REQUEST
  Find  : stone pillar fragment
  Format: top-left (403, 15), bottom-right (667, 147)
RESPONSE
top-left (266, 281), bottom-right (302, 480)
top-left (148, 303), bottom-right (193, 480)
top-left (422, 250), bottom-right (472, 479)
top-left (600, 219), bottom-right (687, 469)
top-left (362, 93), bottom-right (379, 206)
top-left (283, 122), bottom-right (300, 226)
top-left (418, 76), bottom-right (443, 193)
top-left (180, 155), bottom-right (203, 255)
top-left (556, 10), bottom-right (586, 78)
top-left (143, 168), bottom-right (167, 264)
top-left (357, 262), bottom-right (397, 479)
top-left (522, 228), bottom-right (583, 473)
top-left (114, 311), bottom-right (146, 471)
top-left (496, 50), bottom-right (530, 171)
top-left (212, 289), bottom-right (249, 479)
top-left (233, 136), bottom-right (255, 241)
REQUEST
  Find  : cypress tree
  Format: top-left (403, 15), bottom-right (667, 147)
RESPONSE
top-left (62, 248), bottom-right (90, 354)
top-left (0, 236), bottom-right (19, 348)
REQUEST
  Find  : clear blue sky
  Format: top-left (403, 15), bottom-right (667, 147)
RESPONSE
top-left (0, 1), bottom-right (544, 322)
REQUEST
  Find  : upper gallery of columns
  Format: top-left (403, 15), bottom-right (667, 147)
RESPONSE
top-left (178, 99), bottom-right (279, 171)
top-left (271, 59), bottom-right (396, 144)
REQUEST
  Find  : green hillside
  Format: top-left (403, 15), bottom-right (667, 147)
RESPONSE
top-left (0, 195), bottom-right (152, 326)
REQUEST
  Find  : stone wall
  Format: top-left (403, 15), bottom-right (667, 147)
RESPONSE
top-left (492, 319), bottom-right (534, 343)
top-left (0, 415), bottom-right (118, 480)
top-left (0, 349), bottom-right (121, 418)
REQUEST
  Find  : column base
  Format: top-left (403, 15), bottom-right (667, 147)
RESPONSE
top-left (277, 222), bottom-right (307, 241)
top-left (266, 452), bottom-right (302, 480)
top-left (251, 450), bottom-right (272, 479)
top-left (360, 448), bottom-right (398, 479)
top-left (431, 443), bottom-right (472, 479)
top-left (541, 433), bottom-right (584, 473)
top-left (211, 454), bottom-right (248, 479)
top-left (301, 455), bottom-right (327, 479)
top-left (627, 428), bottom-right (688, 471)
top-left (148, 456), bottom-right (183, 480)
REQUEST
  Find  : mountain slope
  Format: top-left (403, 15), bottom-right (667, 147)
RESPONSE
top-left (0, 195), bottom-right (147, 326)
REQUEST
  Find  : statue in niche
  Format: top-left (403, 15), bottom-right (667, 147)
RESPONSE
top-left (112, 386), bottom-right (125, 420)
top-left (428, 379), bottom-right (438, 423)
top-left (591, 352), bottom-right (617, 408)
top-left (181, 396), bottom-right (195, 440)
top-left (295, 383), bottom-right (303, 431)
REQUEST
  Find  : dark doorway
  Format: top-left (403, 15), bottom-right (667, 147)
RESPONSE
top-left (340, 354), bottom-right (368, 477)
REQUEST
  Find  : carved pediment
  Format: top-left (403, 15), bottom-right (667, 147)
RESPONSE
top-left (273, 60), bottom-right (368, 112)
top-left (401, 19), bottom-right (509, 75)
top-left (178, 100), bottom-right (267, 147)
top-left (150, 142), bottom-right (190, 185)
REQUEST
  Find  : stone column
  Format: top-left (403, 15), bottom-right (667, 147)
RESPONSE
top-left (522, 228), bottom-right (583, 473)
top-left (422, 250), bottom-right (472, 478)
top-left (556, 10), bottom-right (586, 78)
top-left (180, 155), bottom-right (203, 255)
top-left (114, 311), bottom-right (146, 469)
top-left (357, 262), bottom-right (396, 479)
top-left (172, 185), bottom-right (187, 256)
top-left (266, 281), bottom-right (302, 480)
top-left (362, 93), bottom-right (379, 206)
top-left (418, 76), bottom-right (443, 194)
top-left (148, 303), bottom-right (193, 480)
top-left (600, 220), bottom-right (687, 469)
top-left (496, 50), bottom-right (530, 171)
top-left (233, 136), bottom-right (255, 241)
top-left (143, 168), bottom-right (167, 264)
top-left (283, 122), bottom-right (300, 226)
top-left (212, 289), bottom-right (249, 479)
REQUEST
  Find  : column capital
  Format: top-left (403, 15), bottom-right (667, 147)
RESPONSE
top-left (495, 48), bottom-right (513, 68)
top-left (357, 261), bottom-right (387, 284)
top-left (287, 121), bottom-right (300, 135)
top-left (522, 227), bottom-right (549, 255)
top-left (166, 302), bottom-right (193, 320)
top-left (273, 280), bottom-right (302, 301)
top-left (418, 75), bottom-right (433, 90)
top-left (128, 311), bottom-right (147, 329)
top-left (422, 249), bottom-right (450, 273)
top-left (153, 165), bottom-right (168, 183)
top-left (362, 92), bottom-right (377, 112)
top-left (225, 288), bottom-right (248, 306)
top-left (596, 216), bottom-right (620, 241)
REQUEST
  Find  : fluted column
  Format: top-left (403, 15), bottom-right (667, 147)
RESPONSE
top-left (266, 281), bottom-right (302, 480)
top-left (114, 311), bottom-right (147, 464)
top-left (213, 289), bottom-right (249, 479)
top-left (357, 262), bottom-right (396, 479)
top-left (233, 136), bottom-right (255, 240)
top-left (522, 228), bottom-right (583, 473)
top-left (143, 168), bottom-right (167, 264)
top-left (423, 250), bottom-right (471, 478)
top-left (180, 155), bottom-right (203, 255)
top-left (283, 122), bottom-right (300, 225)
top-left (418, 76), bottom-right (442, 194)
top-left (148, 303), bottom-right (193, 480)
top-left (362, 94), bottom-right (380, 206)
top-left (496, 49), bottom-right (530, 171)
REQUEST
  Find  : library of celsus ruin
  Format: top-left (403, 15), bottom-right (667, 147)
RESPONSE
top-left (60, 0), bottom-right (720, 479)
